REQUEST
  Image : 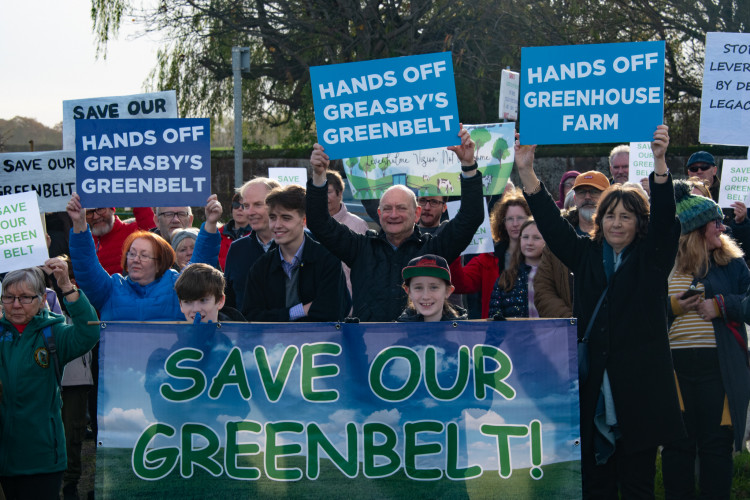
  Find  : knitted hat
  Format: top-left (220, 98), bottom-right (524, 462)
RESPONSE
top-left (170, 227), bottom-right (199, 250)
top-left (686, 151), bottom-right (716, 168)
top-left (402, 254), bottom-right (451, 283)
top-left (573, 171), bottom-right (610, 192)
top-left (674, 180), bottom-right (723, 234)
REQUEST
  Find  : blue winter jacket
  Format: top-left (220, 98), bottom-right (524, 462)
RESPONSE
top-left (69, 227), bottom-right (183, 321)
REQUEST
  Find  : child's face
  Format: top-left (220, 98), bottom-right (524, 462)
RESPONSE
top-left (403, 276), bottom-right (454, 322)
top-left (520, 224), bottom-right (545, 261)
top-left (180, 295), bottom-right (225, 323)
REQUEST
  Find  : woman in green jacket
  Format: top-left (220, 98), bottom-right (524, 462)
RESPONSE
top-left (0, 260), bottom-right (99, 499)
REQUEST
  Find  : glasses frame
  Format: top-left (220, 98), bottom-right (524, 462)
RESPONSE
top-left (1, 295), bottom-right (39, 305)
top-left (126, 251), bottom-right (158, 262)
top-left (158, 211), bottom-right (190, 220)
top-left (688, 164), bottom-right (713, 172)
top-left (417, 199), bottom-right (445, 208)
top-left (85, 208), bottom-right (110, 218)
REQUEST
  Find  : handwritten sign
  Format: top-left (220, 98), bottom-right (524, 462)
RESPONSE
top-left (627, 142), bottom-right (654, 183)
top-left (0, 151), bottom-right (76, 212)
top-left (75, 118), bottom-right (210, 208)
top-left (499, 69), bottom-right (520, 121)
top-left (446, 200), bottom-right (493, 255)
top-left (268, 168), bottom-right (307, 187)
top-left (0, 192), bottom-right (48, 273)
top-left (699, 32), bottom-right (750, 146)
top-left (342, 122), bottom-right (514, 200)
top-left (718, 159), bottom-right (750, 208)
top-left (62, 91), bottom-right (178, 150)
top-left (310, 52), bottom-right (460, 159)
top-left (520, 41), bottom-right (665, 145)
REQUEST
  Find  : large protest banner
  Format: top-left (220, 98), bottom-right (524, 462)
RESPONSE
top-left (0, 192), bottom-right (48, 273)
top-left (96, 320), bottom-right (581, 498)
top-left (520, 41), bottom-right (665, 145)
top-left (75, 118), bottom-right (210, 208)
top-left (0, 151), bottom-right (76, 212)
top-left (699, 32), bottom-right (750, 146)
top-left (342, 122), bottom-right (515, 200)
top-left (310, 52), bottom-right (460, 160)
top-left (63, 91), bottom-right (178, 150)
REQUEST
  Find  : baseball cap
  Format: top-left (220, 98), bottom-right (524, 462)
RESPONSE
top-left (402, 254), bottom-right (451, 283)
top-left (573, 171), bottom-right (610, 192)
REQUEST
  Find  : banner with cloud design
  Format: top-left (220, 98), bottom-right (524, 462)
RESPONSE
top-left (96, 320), bottom-right (581, 497)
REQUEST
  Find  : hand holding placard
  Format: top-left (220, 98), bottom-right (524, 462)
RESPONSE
top-left (203, 194), bottom-right (223, 234)
top-left (310, 144), bottom-right (330, 186)
top-left (67, 193), bottom-right (88, 234)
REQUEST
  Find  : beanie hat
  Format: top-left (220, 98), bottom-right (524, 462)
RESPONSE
top-left (573, 171), bottom-right (610, 192)
top-left (402, 254), bottom-right (451, 283)
top-left (674, 180), bottom-right (723, 235)
top-left (170, 227), bottom-right (199, 250)
top-left (686, 151), bottom-right (716, 168)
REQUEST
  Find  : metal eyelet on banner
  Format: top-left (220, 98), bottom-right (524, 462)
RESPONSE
top-left (569, 319), bottom-right (576, 325)
top-left (452, 322), bottom-right (458, 328)
top-left (216, 323), bottom-right (222, 329)
top-left (100, 322), bottom-right (107, 329)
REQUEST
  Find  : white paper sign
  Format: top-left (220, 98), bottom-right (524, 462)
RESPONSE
top-left (628, 142), bottom-right (654, 183)
top-left (717, 159), bottom-right (750, 208)
top-left (446, 200), bottom-right (493, 255)
top-left (699, 32), bottom-right (750, 146)
top-left (268, 168), bottom-right (308, 187)
top-left (62, 90), bottom-right (178, 150)
top-left (499, 69), bottom-right (520, 121)
top-left (0, 192), bottom-right (49, 273)
top-left (0, 151), bottom-right (76, 212)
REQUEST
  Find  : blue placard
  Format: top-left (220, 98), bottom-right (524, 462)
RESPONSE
top-left (75, 118), bottom-right (211, 207)
top-left (520, 41), bottom-right (665, 145)
top-left (310, 52), bottom-right (460, 160)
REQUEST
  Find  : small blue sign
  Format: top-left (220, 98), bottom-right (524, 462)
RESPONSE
top-left (310, 52), bottom-right (460, 159)
top-left (520, 41), bottom-right (665, 145)
top-left (75, 118), bottom-right (211, 207)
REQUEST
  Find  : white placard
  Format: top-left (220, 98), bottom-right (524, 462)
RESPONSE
top-left (717, 159), bottom-right (750, 208)
top-left (499, 69), bottom-right (520, 121)
top-left (0, 151), bottom-right (76, 212)
top-left (446, 200), bottom-right (493, 255)
top-left (0, 192), bottom-right (49, 273)
top-left (267, 168), bottom-right (308, 187)
top-left (62, 90), bottom-right (178, 150)
top-left (628, 142), bottom-right (654, 183)
top-left (699, 32), bottom-right (750, 146)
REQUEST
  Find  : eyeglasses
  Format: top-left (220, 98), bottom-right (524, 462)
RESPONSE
top-left (575, 187), bottom-right (602, 198)
top-left (158, 211), bottom-right (190, 220)
top-left (126, 251), bottom-right (157, 262)
top-left (85, 208), bottom-right (109, 219)
top-left (1, 295), bottom-right (39, 305)
top-left (231, 201), bottom-right (243, 210)
top-left (688, 164), bottom-right (713, 172)
top-left (417, 199), bottom-right (445, 208)
top-left (504, 216), bottom-right (528, 224)
top-left (714, 220), bottom-right (725, 228)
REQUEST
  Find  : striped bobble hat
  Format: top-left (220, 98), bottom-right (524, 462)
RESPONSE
top-left (674, 180), bottom-right (723, 235)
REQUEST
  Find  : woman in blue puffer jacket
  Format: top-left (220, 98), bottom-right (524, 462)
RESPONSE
top-left (66, 194), bottom-right (183, 321)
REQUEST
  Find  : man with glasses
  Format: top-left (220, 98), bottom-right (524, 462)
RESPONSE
top-left (79, 203), bottom-right (155, 275)
top-left (417, 196), bottom-right (448, 234)
top-left (687, 151), bottom-right (750, 257)
top-left (152, 207), bottom-right (194, 243)
top-left (535, 171), bottom-right (609, 317)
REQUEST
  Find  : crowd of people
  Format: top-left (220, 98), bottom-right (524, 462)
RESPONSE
top-left (1, 122), bottom-right (750, 498)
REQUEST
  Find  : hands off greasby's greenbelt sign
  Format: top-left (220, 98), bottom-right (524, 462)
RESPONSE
top-left (96, 320), bottom-right (581, 498)
top-left (520, 41), bottom-right (665, 145)
top-left (310, 52), bottom-right (460, 160)
top-left (342, 122), bottom-right (515, 200)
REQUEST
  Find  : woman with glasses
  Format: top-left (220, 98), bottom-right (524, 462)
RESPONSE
top-left (449, 189), bottom-right (531, 318)
top-left (0, 262), bottom-right (99, 499)
top-left (218, 192), bottom-right (252, 271)
top-left (66, 194), bottom-right (183, 321)
top-left (661, 181), bottom-right (750, 498)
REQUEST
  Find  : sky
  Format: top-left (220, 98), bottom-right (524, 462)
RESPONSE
top-left (0, 0), bottom-right (160, 128)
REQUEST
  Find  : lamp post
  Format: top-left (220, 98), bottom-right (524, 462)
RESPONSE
top-left (232, 46), bottom-right (251, 188)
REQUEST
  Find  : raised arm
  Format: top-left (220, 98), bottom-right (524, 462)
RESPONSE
top-left (190, 195), bottom-right (223, 268)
